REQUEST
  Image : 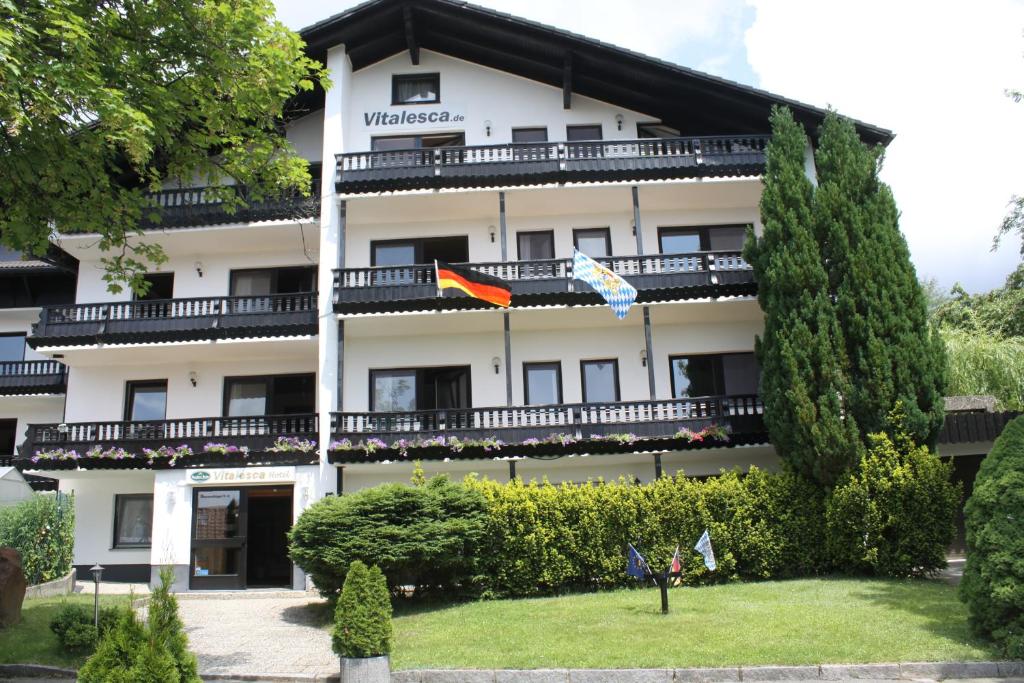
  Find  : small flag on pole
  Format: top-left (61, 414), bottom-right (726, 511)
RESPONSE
top-left (572, 249), bottom-right (638, 319)
top-left (669, 546), bottom-right (682, 574)
top-left (694, 529), bottom-right (716, 571)
top-left (435, 260), bottom-right (512, 308)
top-left (626, 543), bottom-right (651, 580)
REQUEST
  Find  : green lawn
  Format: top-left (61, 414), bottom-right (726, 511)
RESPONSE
top-left (0, 594), bottom-right (129, 669)
top-left (391, 578), bottom-right (995, 670)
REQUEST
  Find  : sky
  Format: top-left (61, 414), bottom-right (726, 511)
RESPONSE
top-left (274, 0), bottom-right (1024, 293)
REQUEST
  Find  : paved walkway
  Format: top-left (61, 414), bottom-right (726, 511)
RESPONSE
top-left (175, 592), bottom-right (336, 678)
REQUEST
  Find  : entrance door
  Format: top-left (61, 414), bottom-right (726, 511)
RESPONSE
top-left (189, 485), bottom-right (295, 590)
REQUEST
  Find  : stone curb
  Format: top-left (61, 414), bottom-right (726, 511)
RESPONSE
top-left (201, 674), bottom-right (339, 682)
top-left (386, 662), bottom-right (1024, 683)
top-left (0, 663), bottom-right (78, 679)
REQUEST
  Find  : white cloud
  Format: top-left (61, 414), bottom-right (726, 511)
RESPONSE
top-left (746, 0), bottom-right (1024, 292)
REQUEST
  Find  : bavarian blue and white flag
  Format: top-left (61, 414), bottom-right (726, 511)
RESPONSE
top-left (694, 529), bottom-right (717, 571)
top-left (572, 249), bottom-right (638, 319)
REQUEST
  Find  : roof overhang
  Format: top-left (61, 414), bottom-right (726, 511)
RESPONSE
top-left (295, 0), bottom-right (893, 146)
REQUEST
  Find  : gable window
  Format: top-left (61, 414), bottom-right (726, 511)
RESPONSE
top-left (392, 73), bottom-right (440, 105)
top-left (658, 225), bottom-right (748, 254)
top-left (669, 353), bottom-right (759, 398)
top-left (224, 374), bottom-right (315, 416)
top-left (0, 334), bottom-right (25, 362)
top-left (524, 362), bottom-right (563, 405)
top-left (566, 124), bottom-right (602, 141)
top-left (113, 494), bottom-right (154, 549)
top-left (512, 128), bottom-right (548, 143)
top-left (370, 366), bottom-right (471, 412)
top-left (573, 228), bottom-right (612, 258)
top-left (581, 359), bottom-right (620, 403)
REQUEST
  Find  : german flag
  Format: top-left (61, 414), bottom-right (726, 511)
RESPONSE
top-left (435, 260), bottom-right (512, 308)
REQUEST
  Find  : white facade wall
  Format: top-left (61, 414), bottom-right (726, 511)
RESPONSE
top-left (59, 470), bottom-right (155, 569)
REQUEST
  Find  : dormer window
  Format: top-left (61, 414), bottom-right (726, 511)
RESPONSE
top-left (392, 73), bottom-right (440, 105)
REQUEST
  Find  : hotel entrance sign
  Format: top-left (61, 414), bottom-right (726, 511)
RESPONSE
top-left (187, 467), bottom-right (295, 485)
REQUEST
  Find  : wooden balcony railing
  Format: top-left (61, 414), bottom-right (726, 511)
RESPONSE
top-left (140, 177), bottom-right (321, 229)
top-left (30, 292), bottom-right (318, 347)
top-left (330, 395), bottom-right (765, 461)
top-left (19, 414), bottom-right (320, 469)
top-left (0, 360), bottom-right (67, 395)
top-left (336, 135), bottom-right (768, 192)
top-left (333, 252), bottom-right (754, 313)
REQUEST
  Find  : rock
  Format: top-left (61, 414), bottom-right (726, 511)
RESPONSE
top-left (0, 547), bottom-right (27, 628)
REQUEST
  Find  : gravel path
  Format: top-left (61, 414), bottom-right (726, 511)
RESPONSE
top-left (176, 594), bottom-right (336, 678)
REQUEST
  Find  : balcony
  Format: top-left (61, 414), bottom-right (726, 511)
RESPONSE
top-left (333, 252), bottom-right (754, 314)
top-left (329, 395), bottom-right (765, 463)
top-left (139, 178), bottom-right (321, 230)
top-left (0, 360), bottom-right (67, 396)
top-left (29, 293), bottom-right (318, 348)
top-left (17, 414), bottom-right (320, 470)
top-left (336, 135), bottom-right (768, 193)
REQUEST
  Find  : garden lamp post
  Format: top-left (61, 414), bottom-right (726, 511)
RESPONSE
top-left (90, 563), bottom-right (104, 628)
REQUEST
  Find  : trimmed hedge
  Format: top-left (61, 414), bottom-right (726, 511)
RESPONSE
top-left (826, 431), bottom-right (960, 578)
top-left (465, 468), bottom-right (828, 597)
top-left (960, 415), bottom-right (1024, 656)
top-left (0, 492), bottom-right (74, 585)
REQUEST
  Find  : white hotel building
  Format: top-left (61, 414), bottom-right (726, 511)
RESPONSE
top-left (3, 0), bottom-right (1008, 590)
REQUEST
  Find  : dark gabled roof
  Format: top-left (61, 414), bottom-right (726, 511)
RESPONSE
top-left (297, 0), bottom-right (893, 146)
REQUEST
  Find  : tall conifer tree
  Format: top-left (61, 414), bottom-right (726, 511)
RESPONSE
top-left (813, 113), bottom-right (946, 447)
top-left (746, 107), bottom-right (862, 486)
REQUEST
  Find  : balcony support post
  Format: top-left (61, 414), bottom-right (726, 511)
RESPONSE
top-left (643, 306), bottom-right (656, 401)
top-left (499, 191), bottom-right (513, 407)
top-left (654, 453), bottom-right (663, 479)
top-left (508, 459), bottom-right (517, 481)
top-left (337, 320), bottom-right (345, 411)
top-left (631, 185), bottom-right (645, 260)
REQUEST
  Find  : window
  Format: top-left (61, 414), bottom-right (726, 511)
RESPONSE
top-left (371, 133), bottom-right (465, 151)
top-left (133, 273), bottom-right (174, 301)
top-left (512, 127), bottom-right (548, 143)
top-left (566, 124), bottom-right (602, 141)
top-left (113, 494), bottom-right (153, 548)
top-left (371, 236), bottom-right (469, 266)
top-left (581, 359), bottom-right (620, 403)
top-left (124, 380), bottom-right (167, 421)
top-left (658, 225), bottom-right (748, 254)
top-left (229, 266), bottom-right (316, 296)
top-left (573, 228), bottom-right (612, 258)
top-left (370, 367), bottom-right (471, 412)
top-left (524, 362), bottom-right (563, 405)
top-left (0, 334), bottom-right (25, 362)
top-left (392, 73), bottom-right (440, 105)
top-left (0, 419), bottom-right (16, 455)
top-left (669, 353), bottom-right (759, 398)
top-left (224, 374), bottom-right (315, 416)
top-left (517, 231), bottom-right (555, 261)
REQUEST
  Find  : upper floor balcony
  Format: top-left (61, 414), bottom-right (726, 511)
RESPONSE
top-left (333, 251), bottom-right (754, 314)
top-left (335, 135), bottom-right (768, 194)
top-left (329, 395), bottom-right (765, 463)
top-left (0, 360), bottom-right (67, 396)
top-left (139, 176), bottom-right (321, 231)
top-left (29, 293), bottom-right (318, 348)
top-left (17, 413), bottom-right (320, 471)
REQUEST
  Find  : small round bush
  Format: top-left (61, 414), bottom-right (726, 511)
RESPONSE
top-left (289, 476), bottom-right (488, 597)
top-left (332, 560), bottom-right (393, 659)
top-left (826, 429), bottom-right (960, 577)
top-left (960, 415), bottom-right (1024, 656)
top-left (50, 603), bottom-right (124, 653)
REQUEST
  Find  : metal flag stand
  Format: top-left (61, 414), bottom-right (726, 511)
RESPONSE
top-left (629, 531), bottom-right (716, 615)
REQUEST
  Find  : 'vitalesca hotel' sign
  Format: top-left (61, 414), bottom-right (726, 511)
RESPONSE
top-left (363, 109), bottom-right (465, 127)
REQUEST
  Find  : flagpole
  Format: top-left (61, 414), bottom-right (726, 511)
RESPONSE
top-left (434, 259), bottom-right (441, 299)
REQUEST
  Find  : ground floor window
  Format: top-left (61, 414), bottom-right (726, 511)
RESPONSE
top-left (113, 494), bottom-right (154, 549)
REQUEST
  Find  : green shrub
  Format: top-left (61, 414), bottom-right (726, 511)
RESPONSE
top-left (147, 567), bottom-right (200, 683)
top-left (289, 475), bottom-right (488, 597)
top-left (78, 608), bottom-right (152, 683)
top-left (826, 428), bottom-right (960, 577)
top-left (332, 560), bottom-right (393, 658)
top-left (49, 603), bottom-right (123, 653)
top-left (0, 492), bottom-right (74, 584)
top-left (960, 415), bottom-right (1024, 656)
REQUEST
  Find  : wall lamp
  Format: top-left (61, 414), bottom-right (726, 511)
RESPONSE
top-left (639, 349), bottom-right (648, 367)
top-left (188, 371), bottom-right (198, 388)
top-left (488, 225), bottom-right (496, 243)
top-left (615, 114), bottom-right (624, 131)
top-left (194, 261), bottom-right (204, 278)
top-left (484, 120), bottom-right (492, 137)
top-left (492, 356), bottom-right (502, 374)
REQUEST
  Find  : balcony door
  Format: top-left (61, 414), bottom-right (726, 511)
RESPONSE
top-left (124, 380), bottom-right (168, 439)
top-left (370, 366), bottom-right (471, 433)
top-left (669, 352), bottom-right (759, 419)
top-left (370, 236), bottom-right (469, 286)
top-left (229, 266), bottom-right (316, 313)
top-left (0, 419), bottom-right (16, 456)
top-left (132, 273), bottom-right (175, 319)
top-left (223, 373), bottom-right (315, 435)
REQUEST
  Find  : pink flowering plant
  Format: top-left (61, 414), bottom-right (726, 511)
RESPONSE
top-left (203, 443), bottom-right (251, 457)
top-left (267, 436), bottom-right (317, 453)
top-left (142, 444), bottom-right (194, 466)
top-left (85, 445), bottom-right (133, 460)
top-left (675, 424), bottom-right (730, 443)
top-left (30, 448), bottom-right (81, 463)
